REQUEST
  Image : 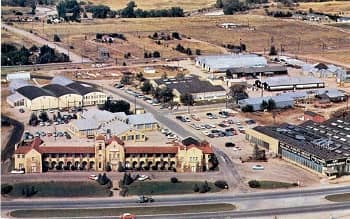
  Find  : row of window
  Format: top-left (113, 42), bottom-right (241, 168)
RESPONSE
top-left (84, 95), bottom-right (106, 99)
top-left (282, 149), bottom-right (322, 173)
top-left (125, 153), bottom-right (176, 158)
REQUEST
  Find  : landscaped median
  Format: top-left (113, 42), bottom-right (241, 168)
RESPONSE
top-left (325, 193), bottom-right (350, 202)
top-left (1, 181), bottom-right (112, 198)
top-left (248, 180), bottom-right (298, 189)
top-left (10, 204), bottom-right (236, 218)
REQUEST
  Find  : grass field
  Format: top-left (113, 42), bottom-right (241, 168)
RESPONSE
top-left (10, 203), bottom-right (235, 218)
top-left (89, 0), bottom-right (215, 11)
top-left (325, 193), bottom-right (350, 202)
top-left (4, 181), bottom-right (112, 198)
top-left (126, 181), bottom-right (222, 195)
top-left (1, 29), bottom-right (37, 49)
top-left (250, 180), bottom-right (297, 189)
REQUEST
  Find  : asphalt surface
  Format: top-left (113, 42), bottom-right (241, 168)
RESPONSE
top-left (2, 24), bottom-right (91, 63)
top-left (2, 186), bottom-right (350, 218)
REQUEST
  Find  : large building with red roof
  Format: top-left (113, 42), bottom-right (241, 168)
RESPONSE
top-left (14, 135), bottom-right (214, 173)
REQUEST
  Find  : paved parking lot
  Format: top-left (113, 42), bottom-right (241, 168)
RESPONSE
top-left (170, 109), bottom-right (321, 187)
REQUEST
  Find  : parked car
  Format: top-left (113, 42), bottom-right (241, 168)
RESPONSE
top-left (11, 170), bottom-right (24, 174)
top-left (245, 119), bottom-right (256, 125)
top-left (88, 174), bottom-right (98, 180)
top-left (19, 108), bottom-right (25, 113)
top-left (206, 112), bottom-right (214, 119)
top-left (115, 83), bottom-right (124, 89)
top-left (161, 128), bottom-right (170, 134)
top-left (252, 165), bottom-right (264, 170)
top-left (138, 196), bottom-right (154, 203)
top-left (120, 213), bottom-right (136, 219)
top-left (225, 142), bottom-right (236, 147)
top-left (137, 175), bottom-right (150, 181)
top-left (202, 130), bottom-right (210, 136)
top-left (191, 114), bottom-right (200, 121)
top-left (167, 134), bottom-right (177, 139)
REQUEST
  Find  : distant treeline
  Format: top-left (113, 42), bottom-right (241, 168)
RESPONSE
top-left (118, 1), bottom-right (184, 18)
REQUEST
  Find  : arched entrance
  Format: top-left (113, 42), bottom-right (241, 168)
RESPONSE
top-left (57, 161), bottom-right (64, 170)
top-left (132, 161), bottom-right (138, 169)
top-left (89, 161), bottom-right (95, 170)
top-left (50, 161), bottom-right (57, 169)
top-left (81, 161), bottom-right (87, 170)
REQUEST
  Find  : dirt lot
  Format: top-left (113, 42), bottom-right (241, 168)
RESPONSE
top-left (13, 14), bottom-right (350, 65)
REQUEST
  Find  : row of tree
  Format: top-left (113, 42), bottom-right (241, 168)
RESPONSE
top-left (119, 1), bottom-right (184, 18)
top-left (1, 43), bottom-right (69, 66)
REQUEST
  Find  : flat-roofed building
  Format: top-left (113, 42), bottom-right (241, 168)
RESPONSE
top-left (245, 117), bottom-right (350, 176)
top-left (256, 76), bottom-right (325, 91)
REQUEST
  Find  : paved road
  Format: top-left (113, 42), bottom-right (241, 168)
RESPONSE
top-left (2, 185), bottom-right (350, 218)
top-left (2, 24), bottom-right (90, 63)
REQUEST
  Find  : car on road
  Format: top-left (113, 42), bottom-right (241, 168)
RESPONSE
top-left (120, 213), bottom-right (136, 219)
top-left (245, 119), bottom-right (256, 125)
top-left (11, 170), bottom-right (24, 174)
top-left (161, 128), bottom-right (170, 134)
top-left (252, 165), bottom-right (264, 170)
top-left (206, 112), bottom-right (214, 119)
top-left (225, 142), bottom-right (236, 147)
top-left (167, 134), bottom-right (177, 139)
top-left (137, 175), bottom-right (150, 181)
top-left (202, 130), bottom-right (210, 136)
top-left (88, 174), bottom-right (98, 180)
top-left (137, 196), bottom-right (154, 203)
top-left (115, 83), bottom-right (124, 89)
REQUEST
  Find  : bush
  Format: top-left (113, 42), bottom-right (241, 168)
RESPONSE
top-left (170, 177), bottom-right (179, 183)
top-left (248, 180), bottom-right (261, 188)
top-left (193, 184), bottom-right (199, 192)
top-left (199, 181), bottom-right (210, 193)
top-left (214, 180), bottom-right (229, 189)
top-left (119, 187), bottom-right (128, 197)
top-left (1, 184), bottom-right (13, 195)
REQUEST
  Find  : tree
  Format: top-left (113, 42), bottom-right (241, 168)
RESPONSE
top-left (180, 93), bottom-right (194, 106)
top-left (39, 112), bottom-right (49, 122)
top-left (101, 98), bottom-right (130, 113)
top-left (193, 184), bottom-right (199, 192)
top-left (29, 113), bottom-right (38, 126)
top-left (136, 72), bottom-right (145, 81)
top-left (117, 162), bottom-right (125, 172)
top-left (159, 87), bottom-right (174, 103)
top-left (253, 144), bottom-right (260, 160)
top-left (121, 1), bottom-right (136, 18)
top-left (195, 49), bottom-right (201, 55)
top-left (269, 45), bottom-right (278, 56)
top-left (229, 84), bottom-right (248, 104)
top-left (141, 80), bottom-right (152, 94)
top-left (248, 180), bottom-right (261, 188)
top-left (170, 177), bottom-right (178, 183)
top-left (172, 32), bottom-right (181, 40)
top-left (260, 100), bottom-right (268, 111)
top-left (120, 75), bottom-right (131, 85)
top-left (153, 51), bottom-right (160, 58)
top-left (241, 104), bottom-right (254, 112)
top-left (216, 0), bottom-right (224, 8)
top-left (199, 181), bottom-right (210, 193)
top-left (31, 1), bottom-right (37, 14)
top-left (122, 173), bottom-right (134, 185)
top-left (267, 99), bottom-right (276, 111)
top-left (54, 34), bottom-right (61, 42)
top-left (29, 45), bottom-right (39, 52)
top-left (1, 184), bottom-right (13, 195)
top-left (56, 0), bottom-right (81, 21)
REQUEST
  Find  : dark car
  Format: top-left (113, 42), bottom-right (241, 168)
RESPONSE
top-left (138, 196), bottom-right (154, 203)
top-left (245, 119), bottom-right (256, 125)
top-left (225, 142), bottom-right (236, 147)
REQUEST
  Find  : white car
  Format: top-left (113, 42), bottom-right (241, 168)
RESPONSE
top-left (210, 124), bottom-right (216, 128)
top-left (167, 134), bottom-right (177, 139)
top-left (137, 175), bottom-right (150, 181)
top-left (252, 165), bottom-right (264, 170)
top-left (11, 170), bottom-right (24, 174)
top-left (146, 99), bottom-right (153, 104)
top-left (202, 131), bottom-right (210, 136)
top-left (88, 174), bottom-right (98, 180)
top-left (161, 128), bottom-right (170, 134)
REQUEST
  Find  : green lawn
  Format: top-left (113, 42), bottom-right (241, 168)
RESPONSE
top-left (4, 181), bottom-right (112, 198)
top-left (325, 193), bottom-right (350, 202)
top-left (10, 203), bottom-right (235, 218)
top-left (126, 181), bottom-right (222, 195)
top-left (249, 180), bottom-right (297, 189)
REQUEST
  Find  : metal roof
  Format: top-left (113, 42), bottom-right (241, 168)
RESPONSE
top-left (51, 76), bottom-right (74, 86)
top-left (261, 76), bottom-right (323, 87)
top-left (71, 119), bottom-right (99, 131)
top-left (16, 85), bottom-right (54, 100)
top-left (67, 82), bottom-right (99, 95)
top-left (8, 79), bottom-right (30, 92)
top-left (196, 54), bottom-right (267, 70)
top-left (239, 95), bottom-right (294, 105)
top-left (127, 113), bottom-right (158, 125)
top-left (42, 84), bottom-right (78, 97)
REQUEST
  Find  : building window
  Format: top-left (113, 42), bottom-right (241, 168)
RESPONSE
top-left (17, 154), bottom-right (20, 158)
top-left (136, 135), bottom-right (140, 140)
top-left (99, 146), bottom-right (102, 150)
top-left (22, 155), bottom-right (25, 158)
top-left (99, 162), bottom-right (101, 168)
top-left (127, 135), bottom-right (134, 141)
top-left (32, 157), bottom-right (35, 161)
top-left (19, 164), bottom-right (24, 169)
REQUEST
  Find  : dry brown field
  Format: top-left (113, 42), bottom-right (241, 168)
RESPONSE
top-left (12, 14), bottom-right (350, 65)
top-left (88, 0), bottom-right (215, 11)
top-left (295, 1), bottom-right (350, 15)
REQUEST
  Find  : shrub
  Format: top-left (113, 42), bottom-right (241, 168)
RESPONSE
top-left (119, 187), bottom-right (128, 197)
top-left (248, 180), bottom-right (261, 188)
top-left (215, 180), bottom-right (229, 189)
top-left (199, 181), bottom-right (210, 193)
top-left (170, 177), bottom-right (179, 183)
top-left (193, 184), bottom-right (199, 192)
top-left (53, 34), bottom-right (61, 42)
top-left (1, 184), bottom-right (13, 195)
top-left (117, 163), bottom-right (125, 172)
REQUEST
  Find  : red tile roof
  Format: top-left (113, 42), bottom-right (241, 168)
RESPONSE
top-left (39, 146), bottom-right (95, 154)
top-left (125, 146), bottom-right (178, 154)
top-left (15, 137), bottom-right (43, 154)
top-left (106, 136), bottom-right (124, 145)
top-left (187, 144), bottom-right (214, 154)
top-left (95, 135), bottom-right (105, 141)
top-left (14, 146), bottom-right (33, 154)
